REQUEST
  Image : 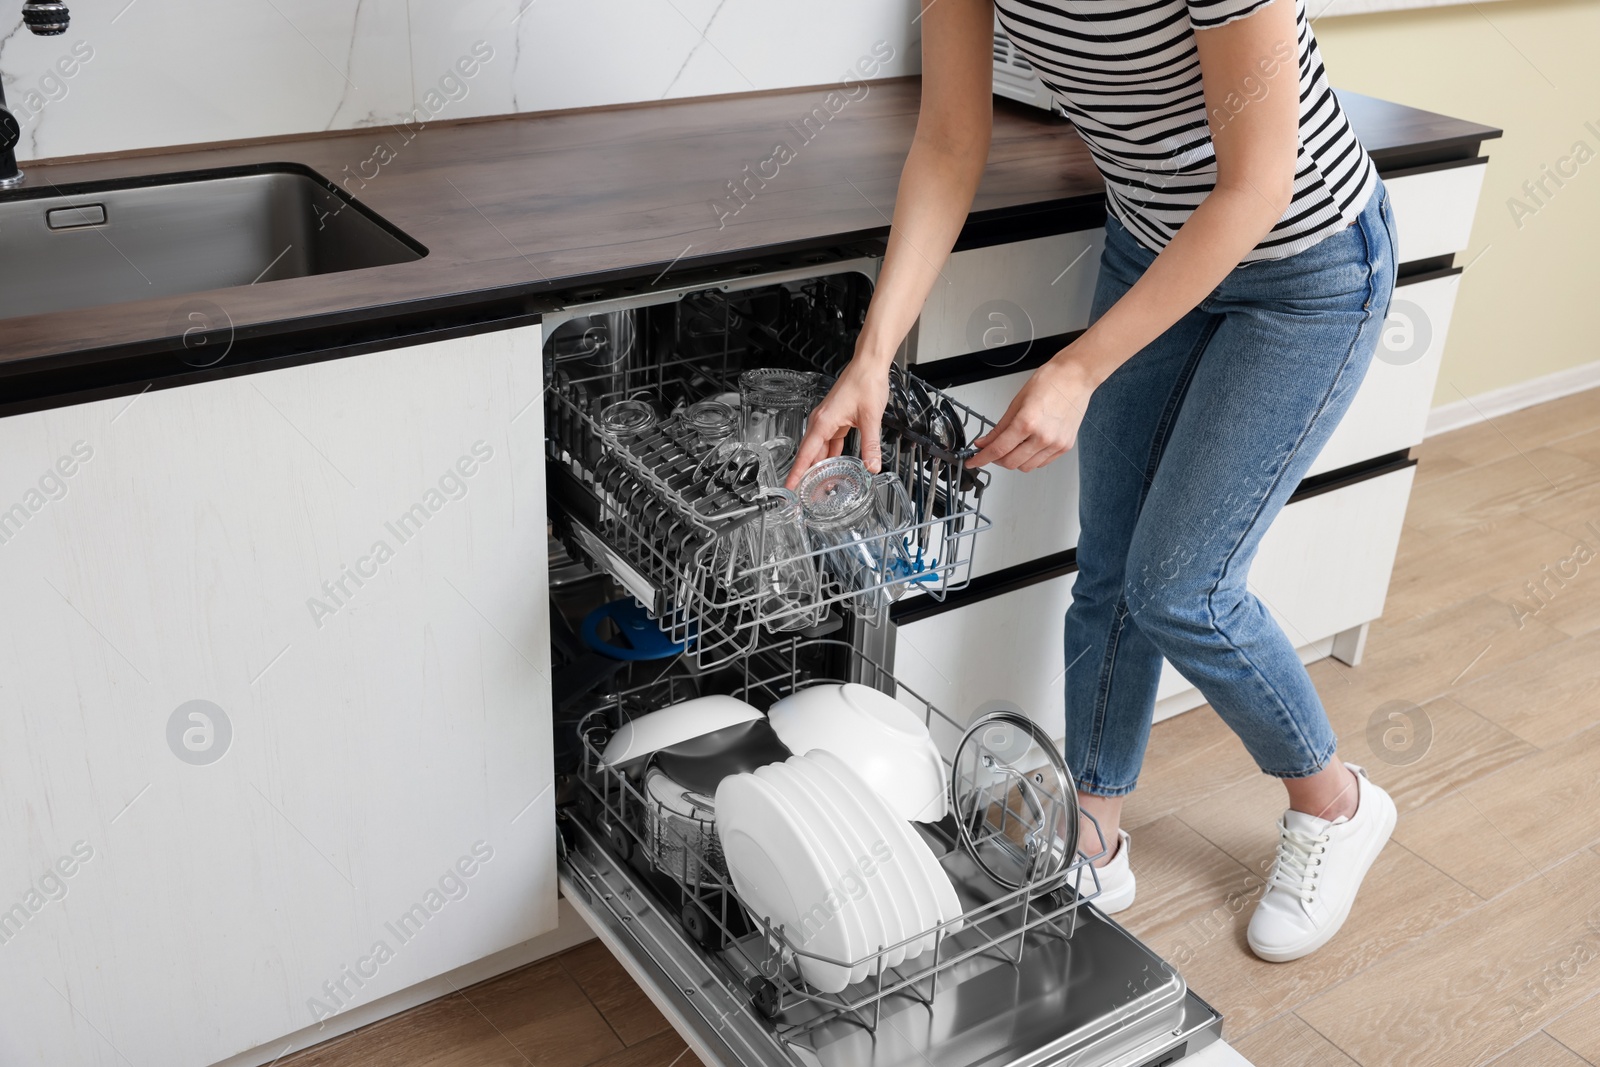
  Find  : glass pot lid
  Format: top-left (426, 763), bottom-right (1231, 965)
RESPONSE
top-left (794, 455), bottom-right (874, 527)
top-left (950, 703), bottom-right (1080, 890)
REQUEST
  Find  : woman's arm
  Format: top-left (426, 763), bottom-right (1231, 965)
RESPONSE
top-left (967, 0), bottom-right (1303, 473)
top-left (786, 0), bottom-right (996, 487)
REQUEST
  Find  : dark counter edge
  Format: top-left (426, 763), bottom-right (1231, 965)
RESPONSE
top-left (0, 107), bottom-right (1501, 422)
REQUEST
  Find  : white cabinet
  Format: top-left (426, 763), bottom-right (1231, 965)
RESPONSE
top-left (1308, 272), bottom-right (1461, 477)
top-left (932, 273), bottom-right (1447, 575)
top-left (0, 326), bottom-right (556, 1067)
top-left (912, 229), bottom-right (1104, 365)
top-left (945, 371), bottom-right (1081, 579)
top-left (895, 467), bottom-right (1414, 743)
top-left (1303, 159), bottom-right (1485, 478)
top-left (896, 569), bottom-right (1077, 748)
top-left (1384, 160), bottom-right (1488, 265)
top-left (1247, 467), bottom-right (1414, 647)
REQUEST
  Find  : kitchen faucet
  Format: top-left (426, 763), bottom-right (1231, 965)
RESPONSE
top-left (0, 1), bottom-right (71, 187)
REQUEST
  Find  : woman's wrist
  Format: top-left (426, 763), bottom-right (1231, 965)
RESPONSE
top-left (852, 329), bottom-right (902, 371)
top-left (1045, 342), bottom-right (1112, 392)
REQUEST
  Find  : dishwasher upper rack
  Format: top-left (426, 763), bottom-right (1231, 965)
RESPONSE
top-left (570, 638), bottom-right (1110, 1039)
top-left (546, 362), bottom-right (994, 668)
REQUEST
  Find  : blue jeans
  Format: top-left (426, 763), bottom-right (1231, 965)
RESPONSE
top-left (1065, 182), bottom-right (1398, 796)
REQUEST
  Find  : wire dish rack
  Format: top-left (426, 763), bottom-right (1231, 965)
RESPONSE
top-left (546, 302), bottom-right (994, 669)
top-left (570, 639), bottom-right (1110, 1038)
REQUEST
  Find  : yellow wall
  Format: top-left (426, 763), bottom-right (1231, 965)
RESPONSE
top-left (1315, 0), bottom-right (1600, 405)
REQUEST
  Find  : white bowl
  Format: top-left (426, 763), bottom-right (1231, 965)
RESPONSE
top-left (601, 695), bottom-right (762, 765)
top-left (767, 683), bottom-right (948, 822)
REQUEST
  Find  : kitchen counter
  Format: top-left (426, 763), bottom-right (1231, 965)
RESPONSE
top-left (0, 79), bottom-right (1498, 413)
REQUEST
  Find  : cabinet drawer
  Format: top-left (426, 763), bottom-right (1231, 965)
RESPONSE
top-left (1385, 160), bottom-right (1487, 263)
top-left (912, 229), bottom-right (1104, 364)
top-left (1154, 463), bottom-right (1417, 715)
top-left (1309, 272), bottom-right (1460, 477)
top-left (896, 569), bottom-right (1077, 741)
top-left (945, 370), bottom-right (1081, 579)
top-left (894, 569), bottom-right (1216, 741)
top-left (1249, 463), bottom-right (1414, 646)
top-left (895, 465), bottom-right (1414, 742)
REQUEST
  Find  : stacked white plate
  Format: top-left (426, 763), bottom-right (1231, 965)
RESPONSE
top-left (714, 749), bottom-right (964, 994)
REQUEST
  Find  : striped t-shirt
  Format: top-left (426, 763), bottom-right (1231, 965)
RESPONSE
top-left (994, 0), bottom-right (1378, 262)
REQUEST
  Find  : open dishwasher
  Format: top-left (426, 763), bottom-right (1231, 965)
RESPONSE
top-left (542, 252), bottom-right (1224, 1067)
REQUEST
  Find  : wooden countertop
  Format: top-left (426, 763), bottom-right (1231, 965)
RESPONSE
top-left (0, 79), bottom-right (1499, 407)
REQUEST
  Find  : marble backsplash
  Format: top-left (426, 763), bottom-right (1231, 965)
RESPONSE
top-left (0, 0), bottom-right (923, 161)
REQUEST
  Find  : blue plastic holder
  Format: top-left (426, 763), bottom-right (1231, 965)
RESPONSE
top-left (899, 537), bottom-right (941, 585)
top-left (580, 598), bottom-right (689, 661)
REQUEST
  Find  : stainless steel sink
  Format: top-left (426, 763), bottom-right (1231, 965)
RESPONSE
top-left (0, 164), bottom-right (426, 321)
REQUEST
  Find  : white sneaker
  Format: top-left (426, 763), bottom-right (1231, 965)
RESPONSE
top-left (1248, 763), bottom-right (1396, 963)
top-left (1088, 830), bottom-right (1136, 914)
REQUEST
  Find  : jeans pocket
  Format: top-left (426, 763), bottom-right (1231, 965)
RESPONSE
top-left (1378, 183), bottom-right (1399, 274)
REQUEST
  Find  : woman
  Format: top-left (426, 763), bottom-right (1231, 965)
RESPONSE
top-left (788, 0), bottom-right (1398, 963)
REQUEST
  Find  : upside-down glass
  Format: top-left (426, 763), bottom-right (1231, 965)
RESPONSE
top-left (794, 456), bottom-right (922, 617)
top-left (738, 368), bottom-right (817, 478)
top-left (598, 398), bottom-right (658, 447)
top-left (727, 487), bottom-right (824, 631)
top-left (684, 399), bottom-right (740, 447)
top-left (592, 401), bottom-right (652, 508)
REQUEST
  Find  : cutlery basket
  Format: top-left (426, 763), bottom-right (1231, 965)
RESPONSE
top-left (567, 638), bottom-right (1111, 1040)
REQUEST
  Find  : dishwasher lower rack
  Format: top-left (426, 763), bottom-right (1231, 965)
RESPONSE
top-left (546, 360), bottom-right (994, 669)
top-left (564, 639), bottom-right (1165, 1044)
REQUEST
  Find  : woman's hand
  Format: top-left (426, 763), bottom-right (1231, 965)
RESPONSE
top-left (966, 356), bottom-right (1098, 473)
top-left (785, 356), bottom-right (891, 489)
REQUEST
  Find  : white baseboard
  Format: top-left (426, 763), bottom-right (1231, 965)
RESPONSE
top-left (1426, 359), bottom-right (1600, 437)
top-left (210, 897), bottom-right (596, 1067)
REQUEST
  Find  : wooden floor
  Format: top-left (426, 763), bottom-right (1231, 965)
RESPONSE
top-left (276, 938), bottom-right (709, 1067)
top-left (1122, 386), bottom-right (1600, 1067)
top-left (282, 387), bottom-right (1600, 1067)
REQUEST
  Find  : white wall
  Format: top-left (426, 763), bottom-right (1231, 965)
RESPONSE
top-left (1314, 0), bottom-right (1600, 403)
top-left (0, 0), bottom-right (922, 161)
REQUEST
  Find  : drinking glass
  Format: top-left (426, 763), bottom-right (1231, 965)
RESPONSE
top-left (729, 488), bottom-right (824, 631)
top-left (684, 399), bottom-right (740, 447)
top-left (795, 456), bottom-right (923, 617)
top-left (598, 398), bottom-right (659, 453)
top-left (738, 368), bottom-right (818, 478)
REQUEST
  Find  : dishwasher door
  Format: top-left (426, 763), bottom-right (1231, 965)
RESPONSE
top-left (559, 814), bottom-right (1223, 1067)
